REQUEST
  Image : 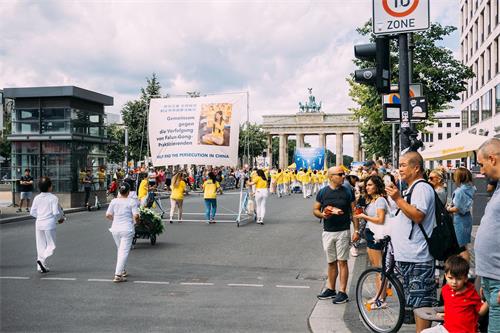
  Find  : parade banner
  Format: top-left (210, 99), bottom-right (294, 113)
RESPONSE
top-left (294, 147), bottom-right (325, 171)
top-left (148, 94), bottom-right (244, 166)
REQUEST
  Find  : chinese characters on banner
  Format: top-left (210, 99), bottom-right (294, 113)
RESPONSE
top-left (148, 94), bottom-right (244, 166)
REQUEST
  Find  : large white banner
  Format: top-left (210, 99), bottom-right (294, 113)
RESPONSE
top-left (148, 94), bottom-right (245, 167)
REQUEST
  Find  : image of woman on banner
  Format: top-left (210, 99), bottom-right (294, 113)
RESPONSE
top-left (199, 103), bottom-right (232, 146)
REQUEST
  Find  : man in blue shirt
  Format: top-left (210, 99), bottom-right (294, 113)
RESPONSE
top-left (474, 138), bottom-right (500, 333)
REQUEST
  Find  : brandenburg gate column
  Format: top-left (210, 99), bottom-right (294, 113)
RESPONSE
top-left (353, 132), bottom-right (361, 162)
top-left (319, 133), bottom-right (327, 169)
top-left (336, 132), bottom-right (343, 166)
top-left (267, 135), bottom-right (273, 167)
top-left (296, 133), bottom-right (305, 148)
top-left (279, 134), bottom-right (288, 169)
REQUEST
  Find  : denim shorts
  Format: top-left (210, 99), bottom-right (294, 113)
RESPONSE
top-left (396, 260), bottom-right (437, 308)
top-left (364, 227), bottom-right (383, 251)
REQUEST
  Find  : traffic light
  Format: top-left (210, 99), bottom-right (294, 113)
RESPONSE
top-left (354, 36), bottom-right (391, 94)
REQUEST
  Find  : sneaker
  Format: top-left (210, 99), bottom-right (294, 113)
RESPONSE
top-left (369, 301), bottom-right (387, 310)
top-left (169, 220), bottom-right (173, 224)
top-left (317, 288), bottom-right (336, 300)
top-left (36, 260), bottom-right (48, 273)
top-left (16, 208), bottom-right (22, 213)
top-left (206, 220), bottom-right (210, 224)
top-left (121, 271), bottom-right (128, 277)
top-left (26, 208), bottom-right (30, 212)
top-left (332, 292), bottom-right (349, 304)
top-left (350, 246), bottom-right (359, 257)
top-left (113, 275), bottom-right (127, 283)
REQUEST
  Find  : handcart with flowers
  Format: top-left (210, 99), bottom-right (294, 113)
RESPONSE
top-left (133, 207), bottom-right (164, 245)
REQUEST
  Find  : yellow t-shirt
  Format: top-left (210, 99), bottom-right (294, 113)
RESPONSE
top-left (284, 172), bottom-right (291, 183)
top-left (212, 121), bottom-right (225, 138)
top-left (297, 171), bottom-right (304, 183)
top-left (138, 179), bottom-right (149, 200)
top-left (301, 171), bottom-right (311, 184)
top-left (170, 180), bottom-right (186, 200)
top-left (203, 179), bottom-right (220, 199)
top-left (276, 172), bottom-right (284, 185)
top-left (312, 173), bottom-right (319, 184)
top-left (254, 176), bottom-right (267, 189)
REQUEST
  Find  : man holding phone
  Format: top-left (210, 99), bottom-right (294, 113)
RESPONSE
top-left (313, 166), bottom-right (359, 304)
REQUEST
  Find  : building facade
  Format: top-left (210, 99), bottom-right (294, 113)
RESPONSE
top-left (4, 86), bottom-right (113, 207)
top-left (459, 0), bottom-right (500, 137)
top-left (421, 113), bottom-right (463, 169)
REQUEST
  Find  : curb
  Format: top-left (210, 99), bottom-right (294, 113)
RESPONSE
top-left (0, 204), bottom-right (109, 225)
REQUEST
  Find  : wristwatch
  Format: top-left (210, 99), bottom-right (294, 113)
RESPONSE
top-left (354, 230), bottom-right (360, 234)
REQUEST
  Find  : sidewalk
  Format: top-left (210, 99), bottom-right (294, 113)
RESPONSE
top-left (308, 226), bottom-right (480, 333)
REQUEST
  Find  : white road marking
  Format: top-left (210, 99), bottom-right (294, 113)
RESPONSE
top-left (180, 282), bottom-right (214, 286)
top-left (0, 276), bottom-right (30, 280)
top-left (133, 281), bottom-right (170, 285)
top-left (276, 285), bottom-right (310, 289)
top-left (227, 283), bottom-right (264, 288)
top-left (88, 278), bottom-right (112, 282)
top-left (41, 277), bottom-right (77, 281)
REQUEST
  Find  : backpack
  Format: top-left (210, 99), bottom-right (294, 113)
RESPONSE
top-left (404, 180), bottom-right (460, 261)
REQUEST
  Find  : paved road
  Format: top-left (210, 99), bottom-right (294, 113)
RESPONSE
top-left (1, 191), bottom-right (328, 333)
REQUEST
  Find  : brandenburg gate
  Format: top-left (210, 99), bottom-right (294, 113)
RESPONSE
top-left (262, 89), bottom-right (362, 169)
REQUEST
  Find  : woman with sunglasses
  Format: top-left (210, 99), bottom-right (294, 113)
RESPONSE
top-left (428, 169), bottom-right (447, 206)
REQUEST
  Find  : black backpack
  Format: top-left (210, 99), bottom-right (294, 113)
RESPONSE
top-left (404, 180), bottom-right (461, 261)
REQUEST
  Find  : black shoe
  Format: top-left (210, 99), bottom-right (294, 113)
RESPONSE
top-left (332, 291), bottom-right (349, 304)
top-left (317, 288), bottom-right (336, 300)
top-left (37, 260), bottom-right (48, 273)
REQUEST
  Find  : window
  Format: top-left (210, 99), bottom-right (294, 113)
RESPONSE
top-left (438, 133), bottom-right (443, 140)
top-left (471, 99), bottom-right (480, 125)
top-left (12, 108), bottom-right (40, 134)
top-left (496, 84), bottom-right (500, 114)
top-left (447, 123), bottom-right (452, 128)
top-left (455, 122), bottom-right (460, 127)
top-left (462, 108), bottom-right (469, 130)
top-left (447, 133), bottom-right (452, 139)
top-left (438, 122), bottom-right (443, 128)
top-left (430, 133), bottom-right (434, 142)
top-left (482, 90), bottom-right (492, 120)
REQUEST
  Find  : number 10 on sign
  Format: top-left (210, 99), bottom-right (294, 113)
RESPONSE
top-left (373, 0), bottom-right (430, 35)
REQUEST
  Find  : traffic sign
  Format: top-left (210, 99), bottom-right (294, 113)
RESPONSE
top-left (373, 0), bottom-right (430, 35)
top-left (383, 83), bottom-right (422, 104)
top-left (383, 96), bottom-right (428, 123)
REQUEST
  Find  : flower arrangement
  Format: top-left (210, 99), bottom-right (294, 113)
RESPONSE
top-left (137, 207), bottom-right (164, 236)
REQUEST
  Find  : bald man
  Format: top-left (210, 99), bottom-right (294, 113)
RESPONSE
top-left (474, 138), bottom-right (500, 332)
top-left (386, 151), bottom-right (437, 332)
top-left (313, 166), bottom-right (359, 304)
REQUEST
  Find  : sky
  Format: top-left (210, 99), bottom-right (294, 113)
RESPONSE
top-left (0, 0), bottom-right (461, 156)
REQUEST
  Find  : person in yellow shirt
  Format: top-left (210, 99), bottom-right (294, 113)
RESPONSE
top-left (269, 169), bottom-right (277, 194)
top-left (202, 110), bottom-right (225, 145)
top-left (275, 169), bottom-right (285, 198)
top-left (169, 172), bottom-right (186, 223)
top-left (138, 175), bottom-right (150, 207)
top-left (247, 169), bottom-right (268, 224)
top-left (301, 169), bottom-right (312, 198)
top-left (312, 170), bottom-right (320, 195)
top-left (283, 170), bottom-right (291, 196)
top-left (203, 172), bottom-right (222, 224)
top-left (297, 169), bottom-right (305, 194)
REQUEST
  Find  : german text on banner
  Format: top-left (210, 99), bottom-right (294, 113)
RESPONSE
top-left (148, 94), bottom-right (244, 167)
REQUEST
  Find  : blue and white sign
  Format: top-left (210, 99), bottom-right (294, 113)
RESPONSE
top-left (294, 147), bottom-right (325, 171)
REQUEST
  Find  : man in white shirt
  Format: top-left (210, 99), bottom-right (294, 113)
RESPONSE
top-left (386, 151), bottom-right (436, 333)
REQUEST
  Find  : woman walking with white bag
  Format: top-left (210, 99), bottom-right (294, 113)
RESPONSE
top-left (247, 169), bottom-right (268, 225)
top-left (106, 182), bottom-right (140, 282)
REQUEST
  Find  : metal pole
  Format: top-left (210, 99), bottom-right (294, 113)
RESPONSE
top-left (398, 34), bottom-right (411, 153)
top-left (392, 123), bottom-right (396, 167)
top-left (124, 127), bottom-right (129, 171)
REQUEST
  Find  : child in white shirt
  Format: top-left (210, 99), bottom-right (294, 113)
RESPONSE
top-left (30, 177), bottom-right (64, 273)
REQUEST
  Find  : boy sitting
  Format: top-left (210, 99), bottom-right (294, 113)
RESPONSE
top-left (422, 255), bottom-right (488, 333)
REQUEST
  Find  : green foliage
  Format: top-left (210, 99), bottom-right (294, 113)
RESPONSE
top-left (0, 110), bottom-right (11, 159)
top-left (119, 73), bottom-right (163, 162)
top-left (138, 206), bottom-right (164, 236)
top-left (238, 123), bottom-right (268, 164)
top-left (349, 22), bottom-right (474, 159)
top-left (106, 124), bottom-right (125, 164)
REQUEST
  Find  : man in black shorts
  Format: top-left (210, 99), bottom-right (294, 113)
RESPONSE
top-left (18, 168), bottom-right (34, 213)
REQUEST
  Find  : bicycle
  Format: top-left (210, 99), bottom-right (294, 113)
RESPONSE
top-left (356, 236), bottom-right (405, 333)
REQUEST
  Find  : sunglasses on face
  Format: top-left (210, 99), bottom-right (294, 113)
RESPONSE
top-left (331, 173), bottom-right (345, 177)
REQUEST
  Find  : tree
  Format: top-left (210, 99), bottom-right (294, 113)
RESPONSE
top-left (106, 124), bottom-right (125, 164)
top-left (349, 22), bottom-right (474, 159)
top-left (119, 73), bottom-right (162, 162)
top-left (238, 123), bottom-right (268, 165)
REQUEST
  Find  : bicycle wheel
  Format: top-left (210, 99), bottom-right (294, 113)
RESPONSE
top-left (356, 268), bottom-right (405, 333)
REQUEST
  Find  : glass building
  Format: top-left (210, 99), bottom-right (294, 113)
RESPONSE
top-left (4, 86), bottom-right (114, 207)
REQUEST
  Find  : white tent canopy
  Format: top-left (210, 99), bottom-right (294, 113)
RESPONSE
top-left (421, 132), bottom-right (491, 161)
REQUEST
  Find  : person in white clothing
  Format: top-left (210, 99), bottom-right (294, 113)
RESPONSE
top-left (30, 177), bottom-right (65, 273)
top-left (247, 169), bottom-right (268, 225)
top-left (105, 182), bottom-right (139, 283)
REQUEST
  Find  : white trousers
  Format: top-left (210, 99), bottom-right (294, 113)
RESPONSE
top-left (169, 198), bottom-right (183, 220)
top-left (111, 230), bottom-right (134, 275)
top-left (36, 229), bottom-right (56, 267)
top-left (254, 189), bottom-right (268, 221)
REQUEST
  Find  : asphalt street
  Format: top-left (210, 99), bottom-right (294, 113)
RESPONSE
top-left (1, 190), bottom-right (329, 333)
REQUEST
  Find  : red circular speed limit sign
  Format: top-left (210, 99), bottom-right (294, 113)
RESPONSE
top-left (382, 0), bottom-right (420, 17)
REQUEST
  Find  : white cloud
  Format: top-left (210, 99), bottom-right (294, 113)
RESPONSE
top-left (1, 0), bottom-right (461, 157)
